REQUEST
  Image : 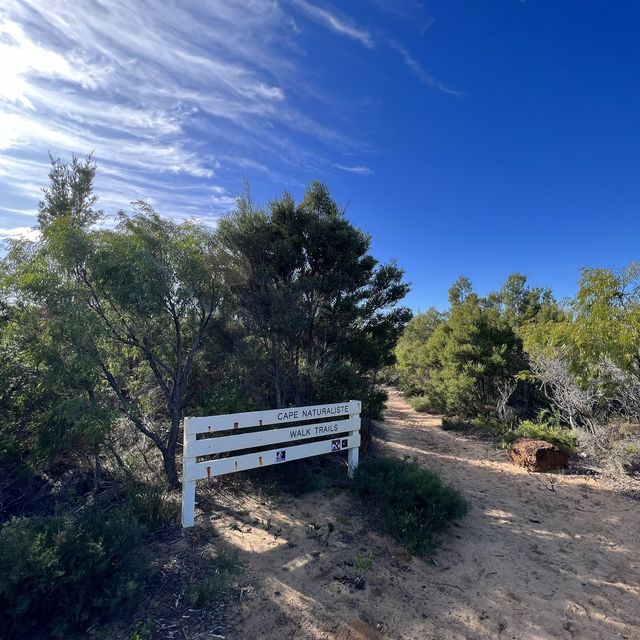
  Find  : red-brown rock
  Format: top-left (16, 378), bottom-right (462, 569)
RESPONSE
top-left (507, 438), bottom-right (568, 472)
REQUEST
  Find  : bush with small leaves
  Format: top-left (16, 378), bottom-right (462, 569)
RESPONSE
top-left (0, 505), bottom-right (146, 639)
top-left (186, 552), bottom-right (237, 608)
top-left (353, 456), bottom-right (468, 556)
top-left (502, 420), bottom-right (577, 455)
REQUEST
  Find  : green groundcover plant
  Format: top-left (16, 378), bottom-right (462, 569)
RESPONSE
top-left (353, 456), bottom-right (468, 556)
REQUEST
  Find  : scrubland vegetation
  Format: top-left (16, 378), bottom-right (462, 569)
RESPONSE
top-left (396, 270), bottom-right (640, 475)
top-left (0, 155), bottom-right (411, 638)
top-left (4, 153), bottom-right (636, 639)
top-left (353, 456), bottom-right (468, 556)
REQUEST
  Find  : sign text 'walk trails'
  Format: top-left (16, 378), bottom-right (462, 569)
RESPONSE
top-left (181, 400), bottom-right (361, 528)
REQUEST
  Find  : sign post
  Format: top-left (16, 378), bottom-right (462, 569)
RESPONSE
top-left (347, 404), bottom-right (360, 478)
top-left (181, 400), bottom-right (361, 528)
top-left (181, 417), bottom-right (197, 530)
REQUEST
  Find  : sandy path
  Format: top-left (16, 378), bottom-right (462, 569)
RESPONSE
top-left (209, 389), bottom-right (640, 640)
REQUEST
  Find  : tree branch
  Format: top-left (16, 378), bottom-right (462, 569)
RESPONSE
top-left (100, 362), bottom-right (166, 453)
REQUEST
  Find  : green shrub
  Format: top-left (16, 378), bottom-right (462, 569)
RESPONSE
top-left (619, 442), bottom-right (640, 474)
top-left (409, 395), bottom-right (436, 413)
top-left (441, 416), bottom-right (505, 437)
top-left (186, 551), bottom-right (237, 608)
top-left (502, 420), bottom-right (577, 454)
top-left (125, 481), bottom-right (179, 529)
top-left (354, 552), bottom-right (374, 573)
top-left (0, 506), bottom-right (146, 639)
top-left (363, 387), bottom-right (388, 421)
top-left (353, 456), bottom-right (468, 556)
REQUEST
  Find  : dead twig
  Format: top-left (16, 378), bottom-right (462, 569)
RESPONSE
top-left (528, 471), bottom-right (558, 492)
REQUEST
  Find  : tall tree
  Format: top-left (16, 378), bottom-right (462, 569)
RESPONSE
top-left (396, 308), bottom-right (444, 396)
top-left (218, 182), bottom-right (410, 413)
top-left (6, 156), bottom-right (227, 487)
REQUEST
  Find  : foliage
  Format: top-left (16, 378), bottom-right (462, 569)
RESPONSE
top-left (218, 182), bottom-right (411, 412)
top-left (124, 481), bottom-right (180, 529)
top-left (485, 272), bottom-right (558, 328)
top-left (37, 153), bottom-right (101, 228)
top-left (354, 552), bottom-right (374, 573)
top-left (523, 264), bottom-right (640, 394)
top-left (186, 551), bottom-right (237, 608)
top-left (4, 156), bottom-right (234, 487)
top-left (398, 265), bottom-right (640, 477)
top-left (353, 456), bottom-right (468, 556)
top-left (3, 158), bottom-right (408, 492)
top-left (520, 264), bottom-right (640, 471)
top-left (396, 307), bottom-right (444, 396)
top-left (0, 156), bottom-right (411, 636)
top-left (441, 415), bottom-right (506, 438)
top-left (408, 395), bottom-right (436, 413)
top-left (416, 292), bottom-right (521, 416)
top-left (0, 255), bottom-right (116, 481)
top-left (0, 505), bottom-right (146, 639)
top-left (619, 441), bottom-right (640, 475)
top-left (397, 274), bottom-right (558, 420)
top-left (573, 421), bottom-right (640, 476)
top-left (502, 419), bottom-right (577, 455)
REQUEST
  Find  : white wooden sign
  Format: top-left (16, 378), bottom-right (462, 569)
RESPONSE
top-left (181, 400), bottom-right (361, 527)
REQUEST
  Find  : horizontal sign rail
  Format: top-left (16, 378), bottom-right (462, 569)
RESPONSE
top-left (185, 435), bottom-right (361, 482)
top-left (186, 400), bottom-right (359, 434)
top-left (190, 416), bottom-right (359, 457)
top-left (182, 400), bottom-right (361, 527)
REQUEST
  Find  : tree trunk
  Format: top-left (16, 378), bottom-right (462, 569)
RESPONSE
top-left (162, 447), bottom-right (180, 490)
top-left (164, 407), bottom-right (182, 490)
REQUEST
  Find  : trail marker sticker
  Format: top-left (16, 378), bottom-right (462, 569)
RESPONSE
top-left (181, 400), bottom-right (361, 527)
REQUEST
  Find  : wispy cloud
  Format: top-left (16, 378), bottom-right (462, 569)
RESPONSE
top-left (0, 205), bottom-right (36, 217)
top-left (287, 1), bottom-right (457, 98)
top-left (0, 1), bottom-right (458, 238)
top-left (0, 0), bottom-right (340, 225)
top-left (0, 226), bottom-right (40, 241)
top-left (336, 164), bottom-right (373, 175)
top-left (387, 39), bottom-right (462, 96)
top-left (289, 0), bottom-right (374, 48)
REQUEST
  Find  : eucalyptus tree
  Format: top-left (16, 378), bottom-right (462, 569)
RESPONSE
top-left (5, 156), bottom-right (227, 487)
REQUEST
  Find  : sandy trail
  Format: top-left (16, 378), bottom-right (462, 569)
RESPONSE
top-left (209, 389), bottom-right (640, 639)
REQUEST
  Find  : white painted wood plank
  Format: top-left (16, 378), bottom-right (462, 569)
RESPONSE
top-left (186, 400), bottom-right (361, 434)
top-left (185, 434), bottom-right (361, 481)
top-left (188, 417), bottom-right (359, 457)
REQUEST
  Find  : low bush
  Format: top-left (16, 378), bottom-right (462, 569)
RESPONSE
top-left (0, 505), bottom-right (146, 639)
top-left (502, 420), bottom-right (577, 455)
top-left (353, 456), bottom-right (468, 556)
top-left (354, 552), bottom-right (374, 574)
top-left (576, 421), bottom-right (640, 476)
top-left (186, 551), bottom-right (237, 608)
top-left (441, 416), bottom-right (505, 438)
top-left (125, 481), bottom-right (180, 529)
top-left (363, 387), bottom-right (389, 421)
top-left (619, 442), bottom-right (640, 475)
top-left (409, 395), bottom-right (437, 413)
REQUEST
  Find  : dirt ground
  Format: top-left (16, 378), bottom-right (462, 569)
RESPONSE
top-left (193, 389), bottom-right (640, 640)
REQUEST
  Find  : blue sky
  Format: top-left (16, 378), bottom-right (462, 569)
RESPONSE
top-left (1, 1), bottom-right (638, 310)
